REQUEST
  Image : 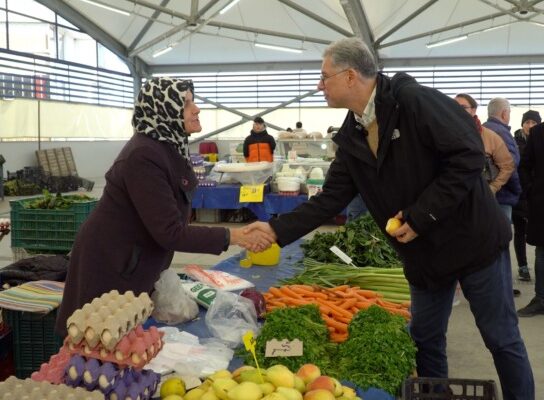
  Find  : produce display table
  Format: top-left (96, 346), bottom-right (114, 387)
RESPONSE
top-left (191, 184), bottom-right (308, 221)
top-left (146, 239), bottom-right (394, 400)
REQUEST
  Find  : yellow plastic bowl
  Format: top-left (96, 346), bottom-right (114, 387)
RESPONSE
top-left (247, 243), bottom-right (280, 266)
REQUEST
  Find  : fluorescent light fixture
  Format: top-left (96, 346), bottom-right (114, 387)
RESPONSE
top-left (426, 35), bottom-right (468, 49)
top-left (153, 45), bottom-right (174, 58)
top-left (219, 0), bottom-right (240, 15)
top-left (254, 43), bottom-right (303, 54)
top-left (78, 0), bottom-right (130, 16)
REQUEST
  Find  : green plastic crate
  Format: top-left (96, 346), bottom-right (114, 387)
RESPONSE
top-left (2, 309), bottom-right (63, 378)
top-left (10, 197), bottom-right (97, 251)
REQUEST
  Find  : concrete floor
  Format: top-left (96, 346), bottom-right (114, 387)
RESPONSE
top-left (0, 179), bottom-right (542, 399)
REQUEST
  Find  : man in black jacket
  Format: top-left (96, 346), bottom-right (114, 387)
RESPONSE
top-left (246, 37), bottom-right (533, 399)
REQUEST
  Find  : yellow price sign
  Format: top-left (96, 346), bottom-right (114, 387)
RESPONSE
top-left (242, 330), bottom-right (265, 383)
top-left (239, 184), bottom-right (264, 203)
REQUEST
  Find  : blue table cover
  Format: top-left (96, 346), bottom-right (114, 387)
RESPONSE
top-left (191, 185), bottom-right (309, 221)
top-left (146, 240), bottom-right (394, 400)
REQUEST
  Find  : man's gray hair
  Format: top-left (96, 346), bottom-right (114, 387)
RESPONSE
top-left (487, 97), bottom-right (510, 118)
top-left (323, 37), bottom-right (378, 78)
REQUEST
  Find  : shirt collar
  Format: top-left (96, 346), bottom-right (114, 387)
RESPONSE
top-left (354, 85), bottom-right (377, 128)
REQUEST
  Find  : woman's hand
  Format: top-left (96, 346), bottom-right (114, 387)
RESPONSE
top-left (229, 225), bottom-right (276, 252)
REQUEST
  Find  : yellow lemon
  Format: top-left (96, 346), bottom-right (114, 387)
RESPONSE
top-left (385, 217), bottom-right (402, 235)
top-left (161, 377), bottom-right (186, 399)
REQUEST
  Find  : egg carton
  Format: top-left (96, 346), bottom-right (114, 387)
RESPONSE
top-left (65, 325), bottom-right (164, 369)
top-left (66, 290), bottom-right (153, 351)
top-left (65, 355), bottom-right (160, 399)
top-left (31, 346), bottom-right (72, 384)
top-left (0, 376), bottom-right (103, 400)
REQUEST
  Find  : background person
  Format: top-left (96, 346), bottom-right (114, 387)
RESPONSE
top-left (482, 98), bottom-right (522, 221)
top-left (513, 110), bottom-right (541, 281)
top-left (55, 78), bottom-right (274, 336)
top-left (516, 122), bottom-right (544, 317)
top-left (454, 93), bottom-right (515, 194)
top-left (246, 37), bottom-right (533, 399)
top-left (243, 117), bottom-right (276, 162)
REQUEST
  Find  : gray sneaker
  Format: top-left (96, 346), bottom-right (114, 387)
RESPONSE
top-left (518, 266), bottom-right (531, 282)
top-left (517, 297), bottom-right (544, 317)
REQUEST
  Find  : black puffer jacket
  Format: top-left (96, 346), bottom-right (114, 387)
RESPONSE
top-left (269, 72), bottom-right (511, 289)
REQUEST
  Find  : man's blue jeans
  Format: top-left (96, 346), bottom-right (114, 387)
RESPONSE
top-left (409, 249), bottom-right (534, 400)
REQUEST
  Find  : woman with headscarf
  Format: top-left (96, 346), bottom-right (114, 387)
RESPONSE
top-left (55, 78), bottom-right (273, 336)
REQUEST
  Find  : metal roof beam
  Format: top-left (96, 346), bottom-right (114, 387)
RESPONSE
top-left (149, 60), bottom-right (321, 74)
top-left (278, 0), bottom-right (352, 37)
top-left (129, 0), bottom-right (221, 57)
top-left (194, 94), bottom-right (285, 132)
top-left (377, 11), bottom-right (505, 49)
top-left (128, 0), bottom-right (171, 51)
top-left (382, 54), bottom-right (544, 67)
top-left (190, 89), bottom-right (319, 142)
top-left (375, 0), bottom-right (440, 46)
top-left (339, 0), bottom-right (379, 62)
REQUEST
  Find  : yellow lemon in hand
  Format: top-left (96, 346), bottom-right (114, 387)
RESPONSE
top-left (385, 217), bottom-right (402, 235)
top-left (160, 377), bottom-right (186, 399)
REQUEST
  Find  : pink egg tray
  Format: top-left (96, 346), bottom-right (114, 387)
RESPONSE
top-left (65, 325), bottom-right (164, 369)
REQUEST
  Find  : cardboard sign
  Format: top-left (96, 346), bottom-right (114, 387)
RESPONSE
top-left (239, 184), bottom-right (264, 202)
top-left (265, 339), bottom-right (303, 357)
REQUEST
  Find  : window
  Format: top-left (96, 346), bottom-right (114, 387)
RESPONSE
top-left (9, 0), bottom-right (54, 22)
top-left (98, 43), bottom-right (129, 74)
top-left (57, 25), bottom-right (96, 67)
top-left (7, 12), bottom-right (55, 57)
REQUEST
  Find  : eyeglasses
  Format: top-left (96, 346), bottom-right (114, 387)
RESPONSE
top-left (319, 69), bottom-right (349, 83)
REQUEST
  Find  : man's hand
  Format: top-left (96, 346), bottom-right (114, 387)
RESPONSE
top-left (390, 211), bottom-right (418, 243)
top-left (229, 224), bottom-right (276, 252)
top-left (243, 222), bottom-right (278, 241)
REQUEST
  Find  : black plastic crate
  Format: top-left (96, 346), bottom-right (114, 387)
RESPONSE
top-left (403, 377), bottom-right (498, 400)
top-left (2, 309), bottom-right (63, 378)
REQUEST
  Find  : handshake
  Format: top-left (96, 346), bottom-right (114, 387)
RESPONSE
top-left (229, 221), bottom-right (277, 253)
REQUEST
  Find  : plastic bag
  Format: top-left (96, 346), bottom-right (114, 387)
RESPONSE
top-left (205, 290), bottom-right (259, 347)
top-left (151, 269), bottom-right (199, 325)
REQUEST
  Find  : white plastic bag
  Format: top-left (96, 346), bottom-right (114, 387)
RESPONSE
top-left (204, 290), bottom-right (259, 347)
top-left (151, 269), bottom-right (199, 325)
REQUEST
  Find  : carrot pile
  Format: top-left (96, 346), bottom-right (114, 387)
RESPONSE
top-left (263, 284), bottom-right (411, 343)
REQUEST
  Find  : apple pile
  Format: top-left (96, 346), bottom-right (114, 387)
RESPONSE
top-left (179, 364), bottom-right (361, 400)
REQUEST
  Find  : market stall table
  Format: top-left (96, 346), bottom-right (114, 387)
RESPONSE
top-left (146, 240), bottom-right (394, 400)
top-left (191, 184), bottom-right (309, 221)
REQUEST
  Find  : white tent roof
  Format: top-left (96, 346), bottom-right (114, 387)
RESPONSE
top-left (38, 0), bottom-right (544, 75)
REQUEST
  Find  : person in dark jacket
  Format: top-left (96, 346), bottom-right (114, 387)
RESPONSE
top-left (517, 122), bottom-right (544, 317)
top-left (55, 78), bottom-right (274, 336)
top-left (246, 37), bottom-right (534, 399)
top-left (482, 98), bottom-right (522, 221)
top-left (512, 110), bottom-right (541, 281)
top-left (243, 117), bottom-right (276, 162)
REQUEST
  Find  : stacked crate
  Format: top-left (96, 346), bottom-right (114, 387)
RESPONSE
top-left (36, 147), bottom-right (94, 192)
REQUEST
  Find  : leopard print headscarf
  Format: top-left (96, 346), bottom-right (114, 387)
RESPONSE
top-left (132, 77), bottom-right (194, 157)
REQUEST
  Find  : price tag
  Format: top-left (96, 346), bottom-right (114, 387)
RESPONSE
top-left (239, 184), bottom-right (264, 202)
top-left (242, 331), bottom-right (265, 382)
top-left (265, 339), bottom-right (303, 357)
